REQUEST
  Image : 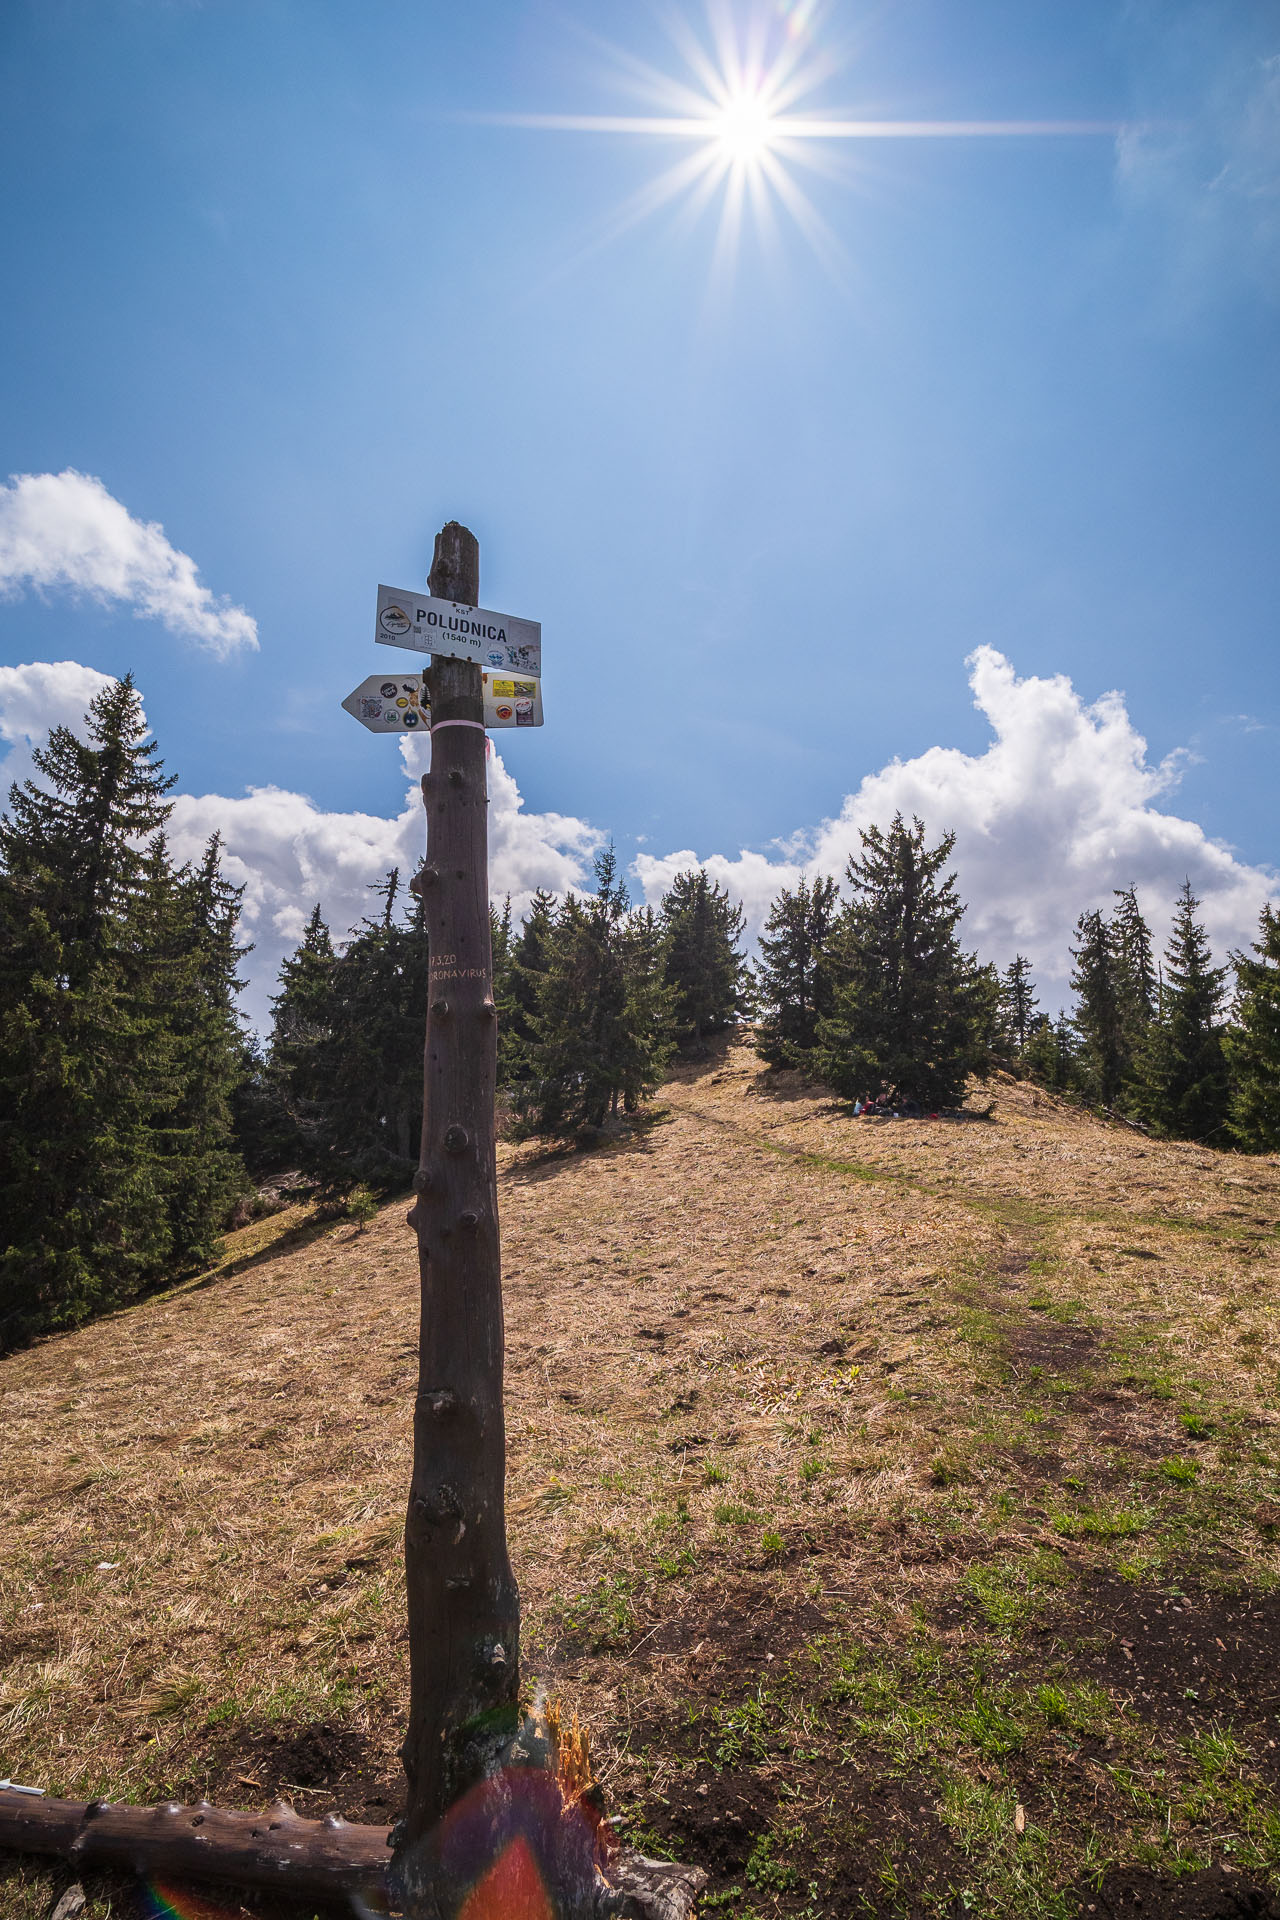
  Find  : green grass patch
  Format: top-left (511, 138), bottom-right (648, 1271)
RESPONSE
top-left (1051, 1501), bottom-right (1148, 1541)
top-left (714, 1501), bottom-right (760, 1526)
top-left (1160, 1456), bottom-right (1200, 1485)
top-left (559, 1575), bottom-right (636, 1649)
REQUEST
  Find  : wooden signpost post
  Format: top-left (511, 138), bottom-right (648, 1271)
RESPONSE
top-left (391, 523), bottom-right (523, 1907)
top-left (380, 524), bottom-right (703, 1920)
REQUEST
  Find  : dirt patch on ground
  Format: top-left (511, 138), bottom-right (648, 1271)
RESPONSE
top-left (188, 1717), bottom-right (401, 1826)
top-left (649, 1765), bottom-right (775, 1876)
top-left (638, 1589), bottom-right (831, 1667)
top-left (1039, 1574), bottom-right (1280, 1748)
top-left (646, 1758), bottom-right (972, 1915)
top-left (1008, 1313), bottom-right (1102, 1375)
top-left (1078, 1864), bottom-right (1280, 1918)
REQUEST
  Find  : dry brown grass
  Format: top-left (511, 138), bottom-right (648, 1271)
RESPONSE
top-left (2, 1043), bottom-right (1279, 1918)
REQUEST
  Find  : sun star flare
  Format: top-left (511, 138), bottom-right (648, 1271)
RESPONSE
top-left (462, 3), bottom-right (1121, 280)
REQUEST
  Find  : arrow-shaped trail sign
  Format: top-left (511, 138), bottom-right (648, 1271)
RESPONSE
top-left (375, 584), bottom-right (541, 677)
top-left (342, 672), bottom-right (543, 731)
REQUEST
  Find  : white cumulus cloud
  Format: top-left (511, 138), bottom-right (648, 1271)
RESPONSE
top-left (166, 736), bottom-right (600, 1031)
top-left (0, 658), bottom-right (119, 794)
top-left (0, 661), bottom-right (599, 1032)
top-left (3, 651), bottom-right (1274, 1033)
top-left (0, 470), bottom-right (258, 657)
top-left (634, 648), bottom-right (1279, 1009)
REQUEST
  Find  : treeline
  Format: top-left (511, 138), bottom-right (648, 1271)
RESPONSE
top-left (0, 680), bottom-right (752, 1343)
top-left (1009, 884), bottom-right (1279, 1150)
top-left (254, 851), bottom-right (751, 1181)
top-left (753, 819), bottom-right (1280, 1151)
top-left (0, 678), bottom-right (248, 1345)
top-left (4, 686), bottom-right (1277, 1346)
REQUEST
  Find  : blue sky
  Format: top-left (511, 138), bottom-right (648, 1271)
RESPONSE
top-left (1, 0), bottom-right (1277, 1024)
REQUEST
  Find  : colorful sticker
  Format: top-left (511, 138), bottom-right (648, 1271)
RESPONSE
top-left (494, 703), bottom-right (513, 720)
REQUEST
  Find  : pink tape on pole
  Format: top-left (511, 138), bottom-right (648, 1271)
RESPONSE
top-left (430, 719), bottom-right (488, 733)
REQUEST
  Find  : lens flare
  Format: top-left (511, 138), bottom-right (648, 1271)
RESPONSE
top-left (458, 1833), bottom-right (556, 1920)
top-left (144, 1881), bottom-right (239, 1920)
top-left (714, 92), bottom-right (776, 162)
top-left (460, 2), bottom-right (1120, 283)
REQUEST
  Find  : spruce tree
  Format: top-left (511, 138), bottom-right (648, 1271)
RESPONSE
top-left (1112, 887), bottom-right (1156, 1037)
top-left (323, 869), bottom-right (431, 1180)
top-left (1112, 885), bottom-right (1158, 1102)
top-left (265, 903), bottom-right (336, 1164)
top-left (269, 875), bottom-right (433, 1188)
top-left (753, 874), bottom-right (839, 1069)
top-left (1228, 904), bottom-right (1280, 1152)
top-left (1070, 909), bottom-right (1125, 1106)
top-left (814, 815), bottom-right (987, 1108)
top-left (155, 835), bottom-right (251, 1265)
top-left (619, 904), bottom-right (678, 1110)
top-left (998, 955), bottom-right (1039, 1061)
top-left (513, 848), bottom-right (674, 1137)
top-left (0, 677), bottom-right (179, 1339)
top-left (1023, 1013), bottom-right (1079, 1094)
top-left (1143, 881), bottom-right (1230, 1142)
top-left (491, 898), bottom-right (518, 1085)
top-left (969, 961), bottom-right (1006, 1072)
top-left (659, 867), bottom-right (749, 1049)
top-left (504, 887), bottom-right (556, 1078)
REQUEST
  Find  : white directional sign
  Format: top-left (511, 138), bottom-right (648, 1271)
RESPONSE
top-left (375, 585), bottom-right (541, 678)
top-left (343, 674), bottom-right (429, 733)
top-left (343, 673), bottom-right (544, 732)
top-left (481, 674), bottom-right (544, 727)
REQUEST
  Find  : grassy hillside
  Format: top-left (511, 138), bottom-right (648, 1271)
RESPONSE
top-left (2, 1043), bottom-right (1279, 1919)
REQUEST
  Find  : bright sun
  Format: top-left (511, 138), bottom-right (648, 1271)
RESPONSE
top-left (472, 4), bottom-right (1118, 280)
top-left (712, 92), bottom-right (776, 165)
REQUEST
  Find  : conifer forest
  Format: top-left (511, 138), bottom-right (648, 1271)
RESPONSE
top-left (1, 682), bottom-right (1277, 1347)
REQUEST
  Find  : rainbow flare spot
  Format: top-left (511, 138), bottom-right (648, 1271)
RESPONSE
top-left (458, 1834), bottom-right (556, 1920)
top-left (144, 1880), bottom-right (241, 1920)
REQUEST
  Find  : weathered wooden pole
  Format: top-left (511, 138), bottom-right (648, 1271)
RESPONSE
top-left (392, 524), bottom-right (521, 1910)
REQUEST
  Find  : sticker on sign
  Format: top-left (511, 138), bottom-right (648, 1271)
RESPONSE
top-left (375, 585), bottom-right (541, 677)
top-left (342, 673), bottom-right (543, 731)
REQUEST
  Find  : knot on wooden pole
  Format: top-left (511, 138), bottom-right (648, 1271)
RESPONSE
top-left (411, 1482), bottom-right (464, 1530)
top-left (417, 1389), bottom-right (460, 1417)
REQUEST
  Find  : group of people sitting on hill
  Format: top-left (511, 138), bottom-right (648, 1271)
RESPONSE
top-left (852, 1093), bottom-right (941, 1120)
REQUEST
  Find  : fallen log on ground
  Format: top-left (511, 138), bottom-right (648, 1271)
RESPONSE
top-left (0, 1788), bottom-right (391, 1904)
top-left (0, 1782), bottom-right (706, 1918)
